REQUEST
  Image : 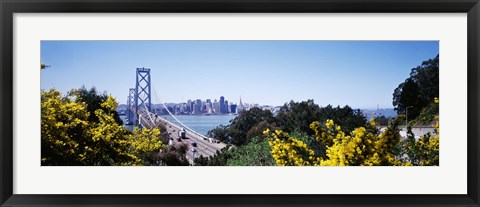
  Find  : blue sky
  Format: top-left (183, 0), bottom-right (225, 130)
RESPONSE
top-left (41, 41), bottom-right (438, 108)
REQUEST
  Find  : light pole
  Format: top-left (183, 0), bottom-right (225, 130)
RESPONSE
top-left (191, 147), bottom-right (197, 166)
top-left (406, 106), bottom-right (413, 126)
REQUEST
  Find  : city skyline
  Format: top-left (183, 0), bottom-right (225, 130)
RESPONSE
top-left (41, 41), bottom-right (439, 108)
top-left (119, 95), bottom-right (261, 116)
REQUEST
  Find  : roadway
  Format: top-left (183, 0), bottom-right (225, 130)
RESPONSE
top-left (138, 110), bottom-right (227, 165)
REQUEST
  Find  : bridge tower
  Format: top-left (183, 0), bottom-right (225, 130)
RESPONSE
top-left (134, 67), bottom-right (152, 125)
top-left (126, 88), bottom-right (136, 125)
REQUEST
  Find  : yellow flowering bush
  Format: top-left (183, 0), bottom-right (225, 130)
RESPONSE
top-left (320, 126), bottom-right (379, 166)
top-left (41, 89), bottom-right (91, 165)
top-left (309, 119), bottom-right (340, 148)
top-left (403, 104), bottom-right (439, 166)
top-left (41, 88), bottom-right (165, 166)
top-left (265, 109), bottom-right (439, 166)
top-left (265, 129), bottom-right (317, 166)
top-left (129, 127), bottom-right (162, 157)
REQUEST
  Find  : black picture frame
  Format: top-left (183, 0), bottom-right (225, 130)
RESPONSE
top-left (1, 0), bottom-right (479, 206)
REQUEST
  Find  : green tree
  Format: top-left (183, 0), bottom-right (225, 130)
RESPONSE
top-left (208, 107), bottom-right (275, 146)
top-left (195, 148), bottom-right (232, 166)
top-left (410, 100), bottom-right (439, 125)
top-left (207, 125), bottom-right (229, 143)
top-left (226, 137), bottom-right (275, 166)
top-left (393, 79), bottom-right (421, 117)
top-left (318, 105), bottom-right (366, 133)
top-left (245, 120), bottom-right (279, 144)
top-left (393, 55), bottom-right (439, 120)
top-left (156, 143), bottom-right (190, 166)
top-left (70, 86), bottom-right (123, 125)
top-left (276, 100), bottom-right (366, 134)
top-left (194, 137), bottom-right (275, 166)
top-left (230, 107), bottom-right (275, 146)
top-left (276, 100), bottom-right (321, 135)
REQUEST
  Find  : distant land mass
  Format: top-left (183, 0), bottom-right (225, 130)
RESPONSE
top-left (361, 108), bottom-right (397, 120)
top-left (118, 104), bottom-right (397, 120)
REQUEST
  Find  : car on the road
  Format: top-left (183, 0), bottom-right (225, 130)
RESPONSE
top-left (191, 142), bottom-right (197, 148)
top-left (178, 130), bottom-right (186, 139)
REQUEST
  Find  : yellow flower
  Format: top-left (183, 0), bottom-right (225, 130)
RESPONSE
top-left (263, 128), bottom-right (270, 135)
top-left (325, 119), bottom-right (334, 129)
top-left (369, 118), bottom-right (377, 127)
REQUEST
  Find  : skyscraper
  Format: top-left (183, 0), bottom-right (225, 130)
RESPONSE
top-left (206, 101), bottom-right (213, 114)
top-left (219, 96), bottom-right (225, 114)
top-left (213, 99), bottom-right (220, 114)
top-left (187, 99), bottom-right (192, 113)
top-left (238, 96), bottom-right (244, 112)
top-left (225, 100), bottom-right (229, 113)
top-left (230, 104), bottom-right (237, 114)
top-left (195, 99), bottom-right (202, 115)
top-left (190, 101), bottom-right (195, 113)
top-left (205, 99), bottom-right (211, 114)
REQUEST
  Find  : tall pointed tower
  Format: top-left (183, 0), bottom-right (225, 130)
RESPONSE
top-left (238, 96), bottom-right (244, 112)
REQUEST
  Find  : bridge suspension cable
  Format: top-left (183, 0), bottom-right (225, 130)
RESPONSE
top-left (151, 87), bottom-right (210, 140)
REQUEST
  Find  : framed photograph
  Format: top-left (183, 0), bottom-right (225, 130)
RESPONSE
top-left (1, 0), bottom-right (479, 206)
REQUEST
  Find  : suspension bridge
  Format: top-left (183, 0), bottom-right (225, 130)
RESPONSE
top-left (125, 67), bottom-right (226, 165)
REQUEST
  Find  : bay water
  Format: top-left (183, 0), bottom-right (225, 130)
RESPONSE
top-left (120, 114), bottom-right (235, 136)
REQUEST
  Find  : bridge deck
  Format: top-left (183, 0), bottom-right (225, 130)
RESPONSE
top-left (138, 110), bottom-right (227, 165)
